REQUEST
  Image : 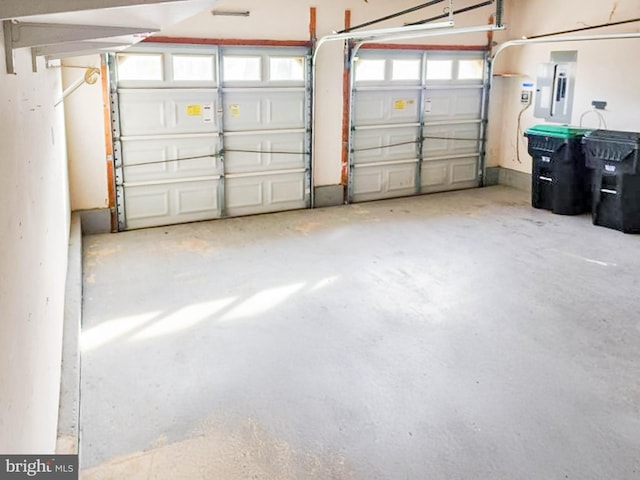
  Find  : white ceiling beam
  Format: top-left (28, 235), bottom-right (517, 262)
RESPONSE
top-left (7, 21), bottom-right (157, 48)
top-left (3, 20), bottom-right (157, 73)
top-left (0, 0), bottom-right (185, 20)
top-left (33, 41), bottom-right (125, 59)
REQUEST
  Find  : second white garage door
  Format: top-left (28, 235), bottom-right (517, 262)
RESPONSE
top-left (111, 44), bottom-right (311, 230)
top-left (350, 49), bottom-right (487, 203)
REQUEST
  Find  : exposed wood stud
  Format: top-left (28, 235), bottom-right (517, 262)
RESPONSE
top-left (341, 10), bottom-right (352, 188)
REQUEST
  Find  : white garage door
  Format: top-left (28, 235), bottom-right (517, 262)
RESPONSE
top-left (350, 50), bottom-right (487, 203)
top-left (111, 45), bottom-right (311, 230)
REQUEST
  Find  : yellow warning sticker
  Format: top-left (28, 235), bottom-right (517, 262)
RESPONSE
top-left (229, 104), bottom-right (241, 117)
top-left (187, 104), bottom-right (202, 116)
top-left (393, 99), bottom-right (406, 110)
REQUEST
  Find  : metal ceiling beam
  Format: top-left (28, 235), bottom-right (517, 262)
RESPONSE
top-left (6, 21), bottom-right (157, 48)
top-left (33, 41), bottom-right (125, 59)
top-left (3, 20), bottom-right (157, 73)
top-left (0, 0), bottom-right (184, 20)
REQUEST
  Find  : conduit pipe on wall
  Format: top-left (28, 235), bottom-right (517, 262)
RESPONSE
top-left (482, 32), bottom-right (640, 184)
top-left (351, 24), bottom-right (503, 74)
top-left (313, 21), bottom-right (455, 65)
top-left (491, 33), bottom-right (640, 68)
top-left (55, 67), bottom-right (100, 107)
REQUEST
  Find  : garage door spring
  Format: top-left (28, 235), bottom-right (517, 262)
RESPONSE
top-left (123, 149), bottom-right (309, 168)
top-left (123, 137), bottom-right (478, 167)
top-left (351, 135), bottom-right (482, 153)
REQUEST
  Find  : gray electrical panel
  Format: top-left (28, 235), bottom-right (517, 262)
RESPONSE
top-left (534, 51), bottom-right (577, 124)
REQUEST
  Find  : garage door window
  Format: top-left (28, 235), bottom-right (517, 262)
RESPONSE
top-left (457, 59), bottom-right (484, 80)
top-left (269, 57), bottom-right (305, 81)
top-left (426, 60), bottom-right (453, 80)
top-left (391, 59), bottom-right (421, 81)
top-left (223, 56), bottom-right (262, 81)
top-left (117, 53), bottom-right (164, 81)
top-left (172, 55), bottom-right (215, 82)
top-left (355, 59), bottom-right (386, 82)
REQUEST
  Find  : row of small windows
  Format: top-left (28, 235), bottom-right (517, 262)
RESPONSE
top-left (354, 57), bottom-right (484, 82)
top-left (117, 52), bottom-right (484, 83)
top-left (117, 53), bottom-right (305, 82)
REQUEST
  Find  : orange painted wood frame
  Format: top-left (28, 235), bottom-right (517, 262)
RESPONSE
top-left (144, 37), bottom-right (311, 47)
top-left (310, 7), bottom-right (317, 42)
top-left (341, 10), bottom-right (352, 187)
top-left (360, 43), bottom-right (487, 51)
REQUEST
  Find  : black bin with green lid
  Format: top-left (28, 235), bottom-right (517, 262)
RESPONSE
top-left (524, 125), bottom-right (592, 215)
top-left (582, 129), bottom-right (640, 233)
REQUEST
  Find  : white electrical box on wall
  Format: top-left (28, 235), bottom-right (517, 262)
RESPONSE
top-left (534, 51), bottom-right (577, 123)
top-left (521, 82), bottom-right (534, 104)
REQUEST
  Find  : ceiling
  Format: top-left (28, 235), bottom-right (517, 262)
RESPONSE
top-left (2, 0), bottom-right (220, 73)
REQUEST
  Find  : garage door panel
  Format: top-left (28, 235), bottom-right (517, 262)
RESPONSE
top-left (423, 123), bottom-right (481, 158)
top-left (174, 99), bottom-right (217, 132)
top-left (176, 183), bottom-right (219, 214)
top-left (124, 179), bottom-right (221, 229)
top-left (226, 181), bottom-right (261, 209)
top-left (353, 129), bottom-right (419, 164)
top-left (388, 168), bottom-right (416, 192)
top-left (119, 96), bottom-right (167, 135)
top-left (352, 163), bottom-right (417, 202)
top-left (126, 189), bottom-right (170, 221)
top-left (420, 158), bottom-right (479, 193)
top-left (354, 97), bottom-right (385, 125)
top-left (224, 132), bottom-right (305, 173)
top-left (226, 173), bottom-right (306, 216)
top-left (454, 90), bottom-right (483, 118)
top-left (271, 177), bottom-right (305, 204)
top-left (119, 90), bottom-right (218, 136)
top-left (122, 137), bottom-right (219, 182)
top-left (425, 88), bottom-right (482, 121)
top-left (121, 142), bottom-right (171, 181)
top-left (224, 91), bottom-right (305, 131)
top-left (353, 169), bottom-right (382, 196)
top-left (270, 97), bottom-right (305, 126)
top-left (451, 159), bottom-right (479, 184)
top-left (421, 163), bottom-right (448, 188)
top-left (353, 90), bottom-right (420, 125)
top-left (425, 96), bottom-right (451, 118)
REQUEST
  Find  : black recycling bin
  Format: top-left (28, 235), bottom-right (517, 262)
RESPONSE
top-left (524, 125), bottom-right (592, 215)
top-left (582, 130), bottom-right (640, 233)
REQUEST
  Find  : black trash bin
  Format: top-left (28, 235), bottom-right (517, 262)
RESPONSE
top-left (582, 130), bottom-right (640, 233)
top-left (524, 125), bottom-right (592, 215)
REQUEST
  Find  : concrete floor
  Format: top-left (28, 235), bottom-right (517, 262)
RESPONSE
top-left (80, 186), bottom-right (640, 479)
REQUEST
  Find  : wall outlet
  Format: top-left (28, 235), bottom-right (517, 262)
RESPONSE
top-left (591, 100), bottom-right (607, 110)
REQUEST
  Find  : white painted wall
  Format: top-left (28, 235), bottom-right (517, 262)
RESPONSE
top-left (0, 27), bottom-right (70, 452)
top-left (493, 0), bottom-right (640, 173)
top-left (62, 56), bottom-right (109, 211)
